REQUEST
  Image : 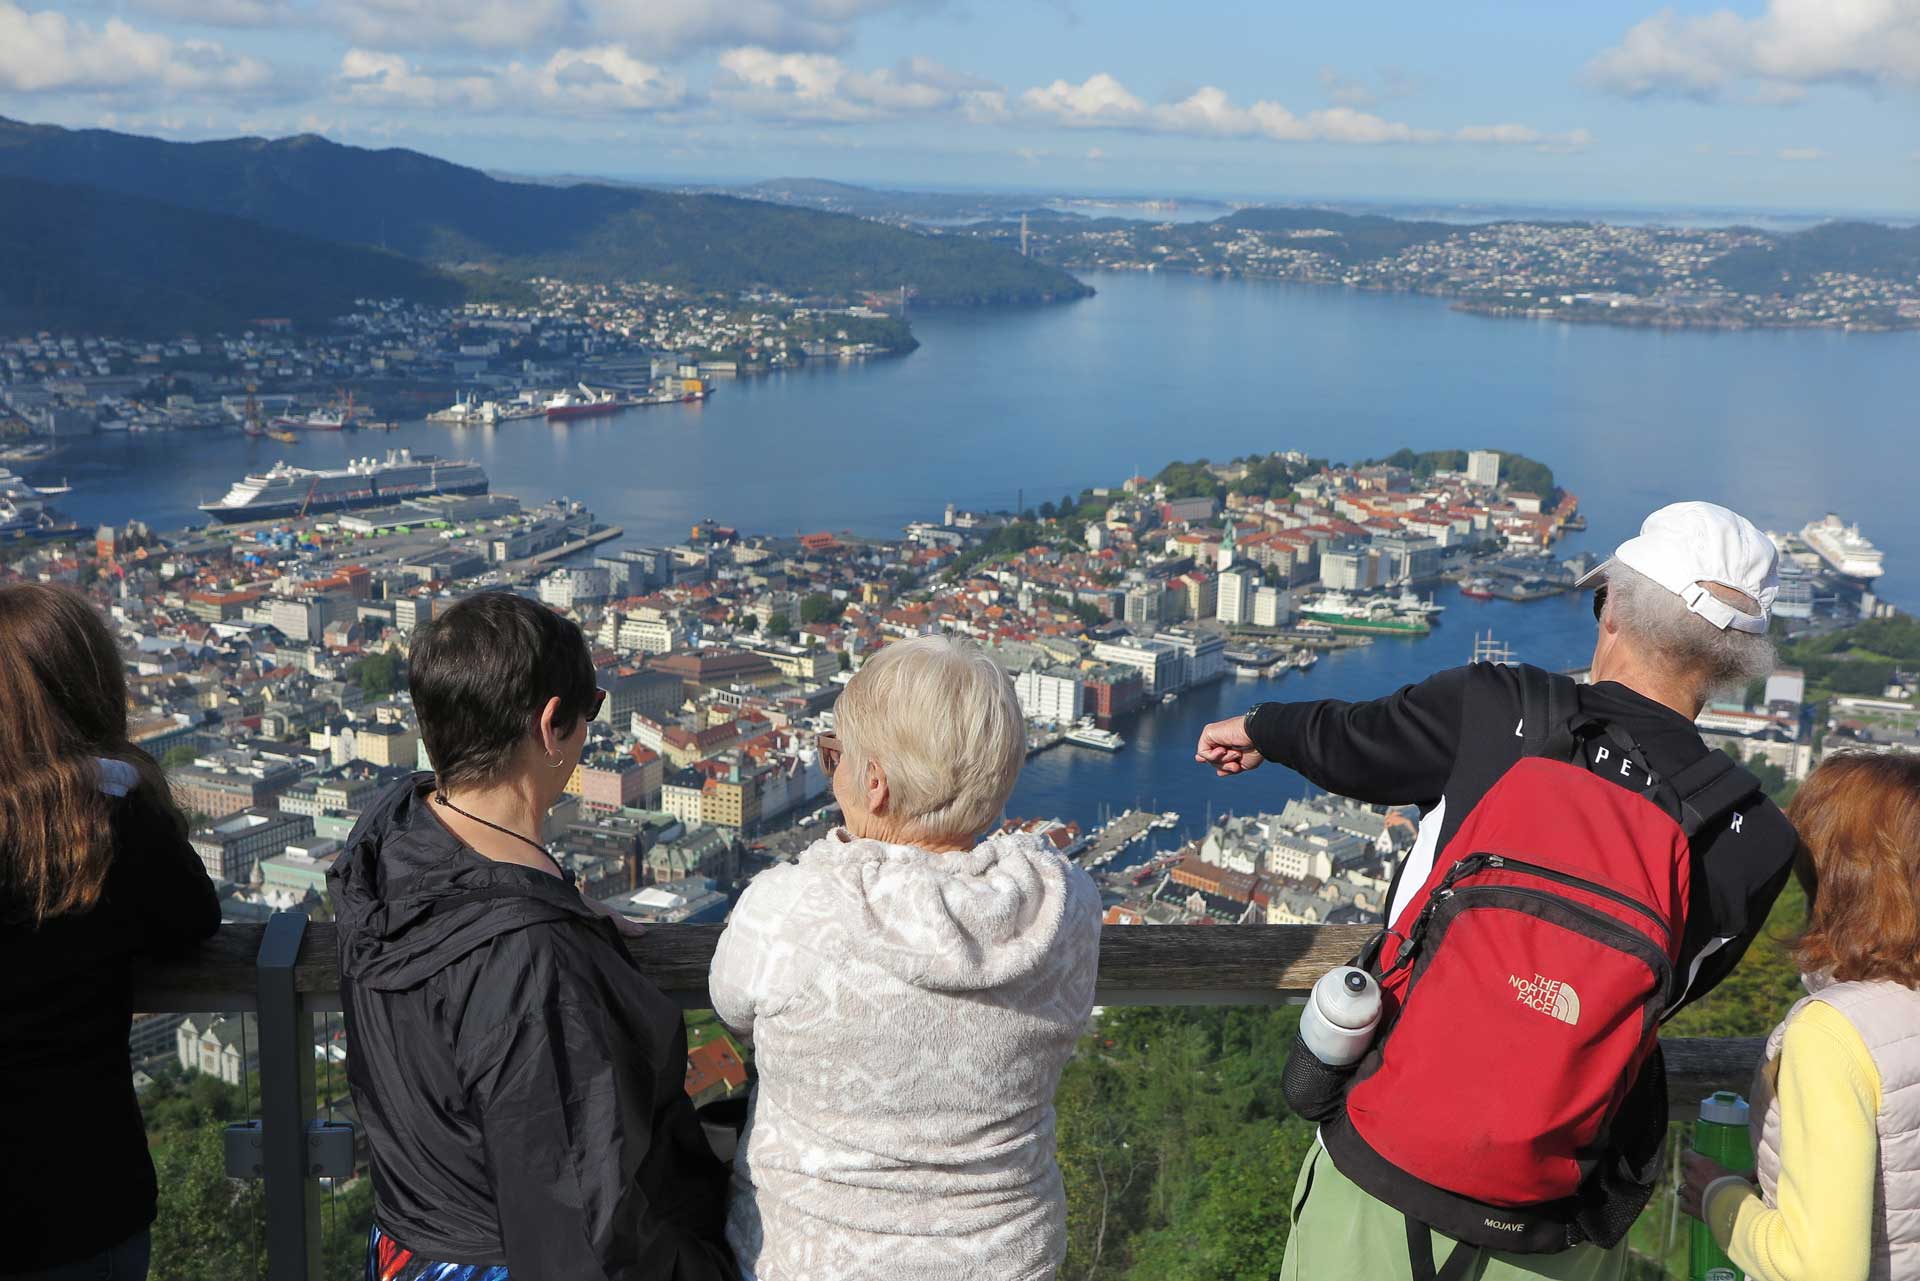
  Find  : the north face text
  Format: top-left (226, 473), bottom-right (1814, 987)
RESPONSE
top-left (1509, 973), bottom-right (1581, 1026)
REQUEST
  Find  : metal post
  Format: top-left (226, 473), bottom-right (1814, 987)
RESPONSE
top-left (257, 909), bottom-right (320, 1280)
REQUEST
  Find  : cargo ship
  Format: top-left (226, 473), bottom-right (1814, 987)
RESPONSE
top-left (197, 450), bottom-right (488, 523)
top-left (546, 385), bottom-right (637, 421)
top-left (1300, 590), bottom-right (1433, 636)
top-left (1801, 514), bottom-right (1884, 580)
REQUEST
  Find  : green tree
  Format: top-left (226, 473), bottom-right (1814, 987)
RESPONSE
top-left (799, 593), bottom-right (843, 626)
top-left (162, 744), bottom-right (200, 769)
top-left (736, 614), bottom-right (759, 635)
top-left (350, 650), bottom-right (400, 698)
top-left (148, 1123), bottom-right (265, 1281)
top-left (766, 613), bottom-right (792, 639)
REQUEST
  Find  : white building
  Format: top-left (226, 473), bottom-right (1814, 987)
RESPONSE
top-left (1152, 627), bottom-right (1227, 690)
top-left (617, 615), bottom-right (686, 655)
top-left (1217, 565), bottom-right (1261, 626)
top-left (538, 566), bottom-right (611, 610)
top-left (1092, 636), bottom-right (1181, 694)
top-left (1014, 667), bottom-right (1085, 723)
top-left (1252, 586), bottom-right (1292, 629)
top-left (1467, 450), bottom-right (1501, 487)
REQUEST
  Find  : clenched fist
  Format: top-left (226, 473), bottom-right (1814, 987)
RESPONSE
top-left (1196, 715), bottom-right (1265, 777)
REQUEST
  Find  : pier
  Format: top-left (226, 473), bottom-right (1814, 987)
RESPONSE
top-left (1080, 808), bottom-right (1180, 869)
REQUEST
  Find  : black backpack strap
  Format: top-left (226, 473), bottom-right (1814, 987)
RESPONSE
top-left (1405, 1214), bottom-right (1480, 1281)
top-left (1666, 748), bottom-right (1763, 838)
top-left (1517, 664), bottom-right (1585, 762)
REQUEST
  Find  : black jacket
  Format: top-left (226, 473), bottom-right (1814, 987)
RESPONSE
top-left (0, 781), bottom-right (221, 1272)
top-left (1246, 662), bottom-right (1799, 1017)
top-left (330, 775), bottom-right (738, 1280)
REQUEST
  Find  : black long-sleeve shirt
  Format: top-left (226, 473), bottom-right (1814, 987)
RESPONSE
top-left (0, 782), bottom-right (222, 1271)
top-left (1245, 662), bottom-right (1799, 1016)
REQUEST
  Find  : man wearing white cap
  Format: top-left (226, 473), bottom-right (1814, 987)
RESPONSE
top-left (1196, 501), bottom-right (1802, 1281)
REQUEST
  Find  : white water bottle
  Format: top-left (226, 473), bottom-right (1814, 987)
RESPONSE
top-left (1299, 966), bottom-right (1382, 1067)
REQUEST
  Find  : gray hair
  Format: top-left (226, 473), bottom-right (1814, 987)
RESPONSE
top-left (1605, 562), bottom-right (1775, 697)
top-left (836, 635), bottom-right (1026, 842)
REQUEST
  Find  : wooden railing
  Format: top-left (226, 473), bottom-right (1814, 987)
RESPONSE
top-left (139, 919), bottom-right (1761, 1110)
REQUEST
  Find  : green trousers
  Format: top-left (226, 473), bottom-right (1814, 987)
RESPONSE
top-left (1279, 1143), bottom-right (1629, 1281)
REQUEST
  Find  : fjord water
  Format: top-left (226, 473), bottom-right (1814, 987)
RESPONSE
top-left (40, 269), bottom-right (1917, 834)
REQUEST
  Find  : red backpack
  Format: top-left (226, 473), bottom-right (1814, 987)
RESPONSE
top-left (1314, 668), bottom-right (1761, 1259)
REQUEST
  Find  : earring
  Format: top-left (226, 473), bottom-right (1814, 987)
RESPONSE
top-left (547, 753), bottom-right (568, 769)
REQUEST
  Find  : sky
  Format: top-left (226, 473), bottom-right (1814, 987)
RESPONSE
top-left (2, 0), bottom-right (1916, 215)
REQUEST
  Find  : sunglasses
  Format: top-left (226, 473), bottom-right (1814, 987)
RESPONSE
top-left (818, 733), bottom-right (842, 775)
top-left (1592, 583), bottom-right (1608, 623)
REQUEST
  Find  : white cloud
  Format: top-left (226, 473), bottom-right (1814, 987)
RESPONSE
top-left (337, 46), bottom-right (685, 114)
top-left (592, 0), bottom-right (941, 56)
top-left (327, 0), bottom-right (941, 54)
top-left (1587, 0), bottom-right (1920, 100)
top-left (1317, 65), bottom-right (1419, 109)
top-left (129, 0), bottom-right (290, 27)
top-left (1019, 73), bottom-right (1589, 150)
top-left (1777, 146), bottom-right (1825, 161)
top-left (0, 2), bottom-right (273, 95)
top-left (714, 47), bottom-right (999, 123)
top-left (336, 0), bottom-right (577, 51)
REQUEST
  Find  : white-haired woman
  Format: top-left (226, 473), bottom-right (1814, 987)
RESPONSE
top-left (710, 634), bottom-right (1101, 1281)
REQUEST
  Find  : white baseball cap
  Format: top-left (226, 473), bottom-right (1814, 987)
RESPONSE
top-left (1575, 501), bottom-right (1778, 635)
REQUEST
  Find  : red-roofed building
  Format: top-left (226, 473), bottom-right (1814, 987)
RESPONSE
top-left (685, 1037), bottom-right (749, 1104)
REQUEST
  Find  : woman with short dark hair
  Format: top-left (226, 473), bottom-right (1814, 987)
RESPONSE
top-left (331, 592), bottom-right (737, 1280)
top-left (0, 583), bottom-right (220, 1281)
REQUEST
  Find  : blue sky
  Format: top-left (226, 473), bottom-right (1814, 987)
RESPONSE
top-left (3, 0), bottom-right (1916, 214)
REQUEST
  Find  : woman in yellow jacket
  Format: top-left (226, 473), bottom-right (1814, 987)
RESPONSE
top-left (1680, 751), bottom-right (1920, 1281)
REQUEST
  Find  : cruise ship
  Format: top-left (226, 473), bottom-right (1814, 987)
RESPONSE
top-left (1801, 514), bottom-right (1884, 580)
top-left (198, 451), bottom-right (488, 523)
top-left (0, 468), bottom-right (80, 541)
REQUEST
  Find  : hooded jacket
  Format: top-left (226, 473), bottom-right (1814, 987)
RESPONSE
top-left (708, 827), bottom-right (1101, 1281)
top-left (330, 774), bottom-right (738, 1280)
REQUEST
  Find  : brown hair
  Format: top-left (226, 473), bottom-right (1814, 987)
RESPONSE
top-left (1789, 751), bottom-right (1920, 989)
top-left (0, 583), bottom-right (185, 923)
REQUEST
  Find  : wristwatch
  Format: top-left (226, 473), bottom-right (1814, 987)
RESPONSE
top-left (1243, 703), bottom-right (1274, 741)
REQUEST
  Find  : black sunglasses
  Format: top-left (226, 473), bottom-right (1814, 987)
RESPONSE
top-left (1591, 583), bottom-right (1608, 622)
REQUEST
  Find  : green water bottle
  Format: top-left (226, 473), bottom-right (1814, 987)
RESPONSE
top-left (1690, 1091), bottom-right (1755, 1281)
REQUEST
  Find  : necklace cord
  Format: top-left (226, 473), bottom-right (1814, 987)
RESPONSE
top-left (434, 791), bottom-right (559, 869)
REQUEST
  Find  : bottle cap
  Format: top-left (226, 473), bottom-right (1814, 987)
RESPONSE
top-left (1344, 970), bottom-right (1369, 994)
top-left (1699, 1091), bottom-right (1749, 1126)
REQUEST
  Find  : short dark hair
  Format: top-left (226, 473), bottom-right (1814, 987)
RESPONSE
top-left (409, 592), bottom-right (597, 790)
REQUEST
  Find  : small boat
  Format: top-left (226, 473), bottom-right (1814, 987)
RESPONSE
top-left (1461, 578), bottom-right (1495, 600)
top-left (268, 429), bottom-right (299, 444)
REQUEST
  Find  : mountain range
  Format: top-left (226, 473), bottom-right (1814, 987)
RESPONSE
top-left (0, 118), bottom-right (1090, 335)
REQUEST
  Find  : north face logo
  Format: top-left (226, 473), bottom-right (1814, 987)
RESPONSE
top-left (1509, 973), bottom-right (1580, 1026)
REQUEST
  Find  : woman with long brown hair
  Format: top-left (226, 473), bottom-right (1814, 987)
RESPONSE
top-left (1681, 751), bottom-right (1920, 1281)
top-left (0, 583), bottom-right (220, 1281)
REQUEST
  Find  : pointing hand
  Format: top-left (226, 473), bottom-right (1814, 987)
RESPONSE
top-left (1196, 715), bottom-right (1264, 777)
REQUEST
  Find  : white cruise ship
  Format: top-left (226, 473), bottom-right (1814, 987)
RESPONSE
top-left (198, 450), bottom-right (488, 523)
top-left (1801, 514), bottom-right (1884, 580)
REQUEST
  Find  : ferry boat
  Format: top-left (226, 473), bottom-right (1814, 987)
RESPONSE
top-left (0, 469), bottom-right (80, 541)
top-left (198, 450), bottom-right (488, 524)
top-left (1300, 590), bottom-right (1433, 636)
top-left (1064, 721), bottom-right (1126, 752)
top-left (1801, 514), bottom-right (1884, 580)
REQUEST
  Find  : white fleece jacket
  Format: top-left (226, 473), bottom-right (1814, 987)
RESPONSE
top-left (708, 828), bottom-right (1102, 1281)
